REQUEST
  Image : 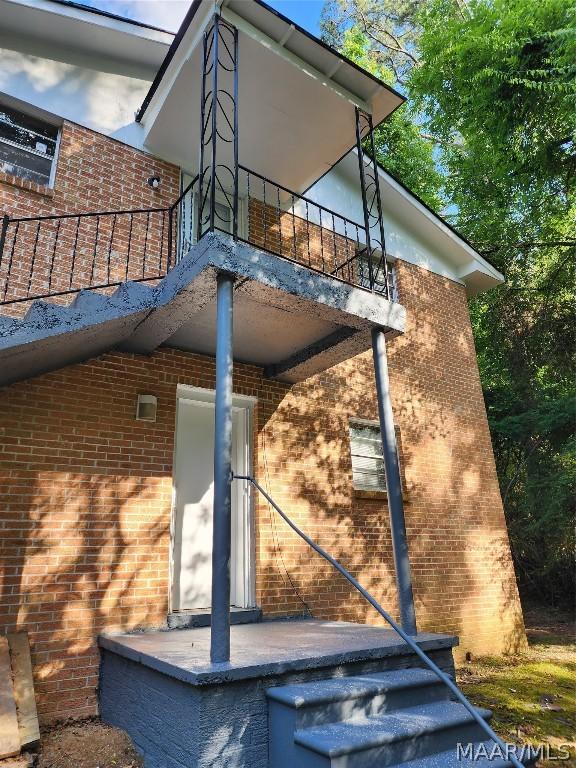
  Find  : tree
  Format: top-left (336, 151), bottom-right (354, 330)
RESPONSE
top-left (338, 26), bottom-right (444, 208)
top-left (321, 0), bottom-right (421, 86)
top-left (322, 0), bottom-right (576, 606)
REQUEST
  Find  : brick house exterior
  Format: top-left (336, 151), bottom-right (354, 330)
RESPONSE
top-left (0, 0), bottom-right (525, 728)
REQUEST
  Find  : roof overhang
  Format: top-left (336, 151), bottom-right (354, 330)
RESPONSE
top-left (138, 0), bottom-right (404, 193)
top-left (0, 0), bottom-right (173, 75)
top-left (332, 152), bottom-right (504, 296)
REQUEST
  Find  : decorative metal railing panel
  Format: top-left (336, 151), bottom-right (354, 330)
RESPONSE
top-left (197, 16), bottom-right (239, 242)
top-left (0, 176), bottom-right (197, 306)
top-left (355, 107), bottom-right (391, 296)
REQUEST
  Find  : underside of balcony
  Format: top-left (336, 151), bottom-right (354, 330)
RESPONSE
top-left (0, 232), bottom-right (405, 387)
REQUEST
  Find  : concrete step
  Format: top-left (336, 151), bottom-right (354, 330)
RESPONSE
top-left (71, 289), bottom-right (111, 312)
top-left (393, 739), bottom-right (538, 767)
top-left (0, 314), bottom-right (19, 336)
top-left (292, 701), bottom-right (493, 768)
top-left (268, 669), bottom-right (447, 729)
top-left (109, 280), bottom-right (155, 308)
top-left (23, 300), bottom-right (69, 327)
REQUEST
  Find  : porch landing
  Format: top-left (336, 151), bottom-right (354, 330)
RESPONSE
top-left (98, 619), bottom-right (457, 686)
top-left (99, 621), bottom-right (459, 768)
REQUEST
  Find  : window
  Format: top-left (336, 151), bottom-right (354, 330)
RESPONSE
top-left (349, 421), bottom-right (387, 492)
top-left (177, 175), bottom-right (243, 259)
top-left (357, 251), bottom-right (397, 299)
top-left (0, 103), bottom-right (59, 186)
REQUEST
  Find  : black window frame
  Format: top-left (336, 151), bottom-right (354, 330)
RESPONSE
top-left (0, 100), bottom-right (61, 188)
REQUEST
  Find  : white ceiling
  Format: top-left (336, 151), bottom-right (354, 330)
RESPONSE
top-left (0, 0), bottom-right (172, 74)
top-left (141, 0), bottom-right (403, 194)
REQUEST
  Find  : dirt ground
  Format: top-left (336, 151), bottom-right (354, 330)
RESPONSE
top-left (36, 720), bottom-right (142, 768)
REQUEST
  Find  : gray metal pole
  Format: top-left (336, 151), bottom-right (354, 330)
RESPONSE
top-left (210, 272), bottom-right (234, 663)
top-left (371, 327), bottom-right (417, 635)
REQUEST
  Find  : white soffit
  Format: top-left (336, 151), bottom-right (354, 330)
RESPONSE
top-left (139, 0), bottom-right (404, 193)
top-left (0, 0), bottom-right (173, 72)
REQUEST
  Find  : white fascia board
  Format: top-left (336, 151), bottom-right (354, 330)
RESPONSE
top-left (140, 1), bottom-right (218, 132)
top-left (3, 0), bottom-right (174, 45)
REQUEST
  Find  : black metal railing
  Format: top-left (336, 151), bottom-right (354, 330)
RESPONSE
top-left (193, 13), bottom-right (393, 299)
top-left (234, 473), bottom-right (527, 768)
top-left (0, 176), bottom-right (197, 306)
top-left (0, 14), bottom-right (400, 308)
top-left (0, 165), bottom-right (397, 307)
top-left (239, 165), bottom-right (391, 295)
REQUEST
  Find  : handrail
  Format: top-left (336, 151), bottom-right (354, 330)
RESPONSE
top-left (0, 176), bottom-right (200, 306)
top-left (233, 473), bottom-right (525, 768)
top-left (6, 175), bottom-right (199, 224)
top-left (9, 206), bottom-right (170, 224)
top-left (239, 164), bottom-right (364, 232)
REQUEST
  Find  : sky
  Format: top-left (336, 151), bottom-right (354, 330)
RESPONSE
top-left (81, 0), bottom-right (325, 36)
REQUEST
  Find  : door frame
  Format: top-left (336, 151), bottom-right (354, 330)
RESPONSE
top-left (169, 384), bottom-right (257, 613)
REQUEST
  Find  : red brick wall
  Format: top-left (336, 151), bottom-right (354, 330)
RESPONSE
top-left (0, 259), bottom-right (525, 723)
top-left (0, 121), bottom-right (180, 312)
top-left (248, 198), bottom-right (358, 283)
top-left (0, 123), bottom-right (525, 722)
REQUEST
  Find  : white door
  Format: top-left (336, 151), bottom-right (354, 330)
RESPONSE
top-left (171, 395), bottom-right (252, 611)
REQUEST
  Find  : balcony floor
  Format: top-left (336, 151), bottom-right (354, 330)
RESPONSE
top-left (129, 231), bottom-right (406, 382)
top-left (0, 232), bottom-right (405, 386)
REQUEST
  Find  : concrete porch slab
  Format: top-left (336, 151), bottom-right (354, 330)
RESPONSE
top-left (98, 619), bottom-right (457, 687)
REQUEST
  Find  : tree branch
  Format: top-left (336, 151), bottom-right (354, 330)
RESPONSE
top-left (356, 8), bottom-right (420, 66)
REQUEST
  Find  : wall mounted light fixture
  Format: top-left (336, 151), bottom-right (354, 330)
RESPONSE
top-left (147, 175), bottom-right (161, 189)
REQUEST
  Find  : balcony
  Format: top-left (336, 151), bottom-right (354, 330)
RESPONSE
top-left (0, 7), bottom-right (406, 388)
top-left (0, 166), bottom-right (394, 308)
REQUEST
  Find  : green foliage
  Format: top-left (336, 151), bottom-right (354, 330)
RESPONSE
top-left (411, 0), bottom-right (576, 605)
top-left (321, 0), bottom-right (422, 85)
top-left (338, 28), bottom-right (444, 210)
top-left (322, 0), bottom-right (576, 606)
top-left (411, 0), bottom-right (576, 194)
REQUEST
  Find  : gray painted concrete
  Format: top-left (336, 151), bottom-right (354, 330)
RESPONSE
top-left (99, 620), bottom-right (457, 768)
top-left (266, 666), bottom-right (532, 768)
top-left (0, 282), bottom-right (156, 386)
top-left (291, 701), bottom-right (493, 767)
top-left (0, 233), bottom-right (405, 386)
top-left (98, 619), bottom-right (457, 687)
top-left (393, 743), bottom-right (536, 768)
top-left (167, 607), bottom-right (262, 630)
top-left (99, 620), bottom-right (531, 768)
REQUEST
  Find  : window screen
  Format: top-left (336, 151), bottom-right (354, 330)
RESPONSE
top-left (349, 422), bottom-right (387, 492)
top-left (0, 103), bottom-right (59, 186)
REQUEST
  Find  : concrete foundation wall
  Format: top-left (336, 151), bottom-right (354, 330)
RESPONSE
top-left (99, 644), bottom-right (456, 768)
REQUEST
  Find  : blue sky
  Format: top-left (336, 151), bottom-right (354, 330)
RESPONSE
top-left (81, 1), bottom-right (324, 36)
